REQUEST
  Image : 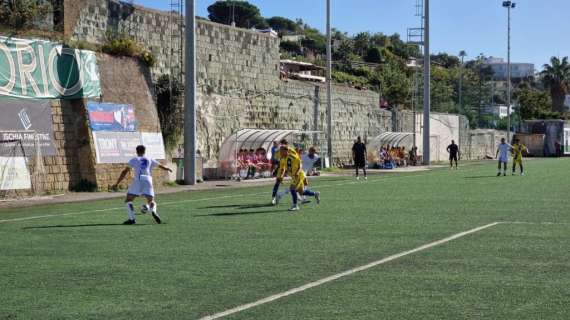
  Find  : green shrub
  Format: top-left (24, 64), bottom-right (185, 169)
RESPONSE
top-left (140, 50), bottom-right (156, 68)
top-left (102, 35), bottom-right (156, 68)
top-left (0, 0), bottom-right (50, 29)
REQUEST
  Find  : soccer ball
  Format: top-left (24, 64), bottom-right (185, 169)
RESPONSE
top-left (141, 204), bottom-right (150, 214)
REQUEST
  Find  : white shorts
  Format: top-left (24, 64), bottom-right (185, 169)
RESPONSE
top-left (127, 179), bottom-right (155, 198)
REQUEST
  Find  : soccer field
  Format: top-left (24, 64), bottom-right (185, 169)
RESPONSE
top-left (1, 159), bottom-right (569, 319)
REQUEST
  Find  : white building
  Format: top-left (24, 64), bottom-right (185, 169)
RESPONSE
top-left (483, 57), bottom-right (534, 81)
top-left (483, 104), bottom-right (514, 119)
top-left (281, 34), bottom-right (305, 43)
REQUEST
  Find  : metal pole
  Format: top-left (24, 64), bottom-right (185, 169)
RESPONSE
top-left (326, 0), bottom-right (333, 168)
top-left (422, 0), bottom-right (430, 165)
top-left (459, 54), bottom-right (464, 113)
top-left (313, 85), bottom-right (320, 146)
top-left (183, 0), bottom-right (197, 185)
top-left (507, 5), bottom-right (512, 142)
top-left (413, 64), bottom-right (418, 148)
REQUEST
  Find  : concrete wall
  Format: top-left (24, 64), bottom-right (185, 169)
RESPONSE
top-left (60, 0), bottom-right (493, 169)
top-left (35, 99), bottom-right (95, 193)
top-left (464, 129), bottom-right (508, 160)
top-left (65, 0), bottom-right (191, 78)
top-left (30, 53), bottom-right (166, 194)
top-left (93, 53), bottom-right (168, 190)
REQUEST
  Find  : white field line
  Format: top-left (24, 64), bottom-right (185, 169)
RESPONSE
top-left (0, 174), bottom-right (423, 224)
top-left (501, 221), bottom-right (570, 226)
top-left (198, 222), bottom-right (502, 320)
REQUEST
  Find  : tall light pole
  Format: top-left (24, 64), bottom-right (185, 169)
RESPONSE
top-left (503, 1), bottom-right (516, 143)
top-left (184, 0), bottom-right (197, 185)
top-left (422, 0), bottom-right (430, 165)
top-left (326, 0), bottom-right (333, 167)
top-left (458, 50), bottom-right (467, 113)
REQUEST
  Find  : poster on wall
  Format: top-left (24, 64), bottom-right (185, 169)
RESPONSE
top-left (87, 102), bottom-right (137, 132)
top-left (0, 157), bottom-right (31, 190)
top-left (93, 131), bottom-right (167, 163)
top-left (0, 97), bottom-right (56, 156)
top-left (141, 132), bottom-right (166, 160)
top-left (0, 36), bottom-right (101, 99)
top-left (92, 131), bottom-right (141, 164)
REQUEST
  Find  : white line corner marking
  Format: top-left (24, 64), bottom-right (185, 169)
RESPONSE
top-left (199, 222), bottom-right (502, 320)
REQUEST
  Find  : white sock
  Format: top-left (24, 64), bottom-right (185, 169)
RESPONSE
top-left (149, 201), bottom-right (157, 214)
top-left (126, 202), bottom-right (135, 221)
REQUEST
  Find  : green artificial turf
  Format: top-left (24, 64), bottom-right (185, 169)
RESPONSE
top-left (0, 159), bottom-right (568, 319)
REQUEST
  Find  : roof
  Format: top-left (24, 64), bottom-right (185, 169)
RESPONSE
top-left (280, 59), bottom-right (325, 70)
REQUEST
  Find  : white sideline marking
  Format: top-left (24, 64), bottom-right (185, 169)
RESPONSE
top-left (198, 222), bottom-right (502, 320)
top-left (0, 175), bottom-right (417, 224)
top-left (502, 221), bottom-right (570, 226)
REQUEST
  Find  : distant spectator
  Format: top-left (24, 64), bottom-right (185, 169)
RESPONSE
top-left (555, 140), bottom-right (562, 157)
top-left (447, 140), bottom-right (459, 170)
top-left (352, 136), bottom-right (367, 180)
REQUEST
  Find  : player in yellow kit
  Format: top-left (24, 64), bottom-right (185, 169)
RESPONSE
top-left (277, 146), bottom-right (320, 212)
top-left (511, 138), bottom-right (528, 176)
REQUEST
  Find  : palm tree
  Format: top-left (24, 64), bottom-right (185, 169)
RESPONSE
top-left (541, 56), bottom-right (570, 113)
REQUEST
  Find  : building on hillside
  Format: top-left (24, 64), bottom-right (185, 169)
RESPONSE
top-left (483, 57), bottom-right (534, 81)
top-left (253, 28), bottom-right (278, 38)
top-left (280, 60), bottom-right (325, 83)
top-left (482, 104), bottom-right (513, 119)
top-left (281, 34), bottom-right (305, 43)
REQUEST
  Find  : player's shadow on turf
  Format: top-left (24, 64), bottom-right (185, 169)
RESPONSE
top-left (194, 210), bottom-right (279, 217)
top-left (464, 175), bottom-right (501, 179)
top-left (200, 203), bottom-right (274, 210)
top-left (22, 223), bottom-right (150, 229)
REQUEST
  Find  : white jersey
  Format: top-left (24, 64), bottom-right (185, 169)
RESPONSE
top-left (301, 153), bottom-right (319, 174)
top-left (128, 157), bottom-right (159, 181)
top-left (497, 143), bottom-right (511, 162)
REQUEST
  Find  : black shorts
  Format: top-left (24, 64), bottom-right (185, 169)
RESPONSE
top-left (449, 154), bottom-right (458, 161)
top-left (354, 158), bottom-right (366, 168)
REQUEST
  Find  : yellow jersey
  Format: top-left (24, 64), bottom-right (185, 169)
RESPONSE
top-left (278, 148), bottom-right (301, 176)
top-left (512, 144), bottom-right (526, 160)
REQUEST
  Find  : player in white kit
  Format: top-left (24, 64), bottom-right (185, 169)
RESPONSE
top-left (113, 145), bottom-right (172, 225)
top-left (495, 138), bottom-right (512, 177)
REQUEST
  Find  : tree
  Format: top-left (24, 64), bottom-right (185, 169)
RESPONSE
top-left (266, 16), bottom-right (299, 34)
top-left (541, 56), bottom-right (570, 113)
top-left (516, 84), bottom-right (558, 120)
top-left (301, 27), bottom-right (326, 55)
top-left (364, 46), bottom-right (382, 64)
top-left (431, 66), bottom-right (456, 113)
top-left (353, 32), bottom-right (371, 56)
top-left (431, 53), bottom-right (461, 69)
top-left (378, 60), bottom-right (411, 108)
top-left (155, 75), bottom-right (184, 151)
top-left (279, 41), bottom-right (302, 55)
top-left (207, 1), bottom-right (266, 28)
top-left (332, 41), bottom-right (352, 70)
top-left (0, 0), bottom-right (49, 29)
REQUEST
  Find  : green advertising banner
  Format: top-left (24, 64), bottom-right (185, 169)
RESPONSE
top-left (0, 36), bottom-right (101, 99)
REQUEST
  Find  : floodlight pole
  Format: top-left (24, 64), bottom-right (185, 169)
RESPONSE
top-left (183, 0), bottom-right (197, 185)
top-left (422, 0), bottom-right (431, 165)
top-left (326, 0), bottom-right (333, 168)
top-left (503, 1), bottom-right (515, 143)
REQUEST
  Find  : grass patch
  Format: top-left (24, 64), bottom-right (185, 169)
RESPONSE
top-left (1, 159), bottom-right (569, 319)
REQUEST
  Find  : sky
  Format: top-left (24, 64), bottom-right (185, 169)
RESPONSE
top-left (135, 0), bottom-right (570, 70)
